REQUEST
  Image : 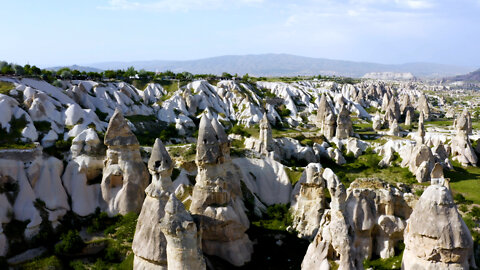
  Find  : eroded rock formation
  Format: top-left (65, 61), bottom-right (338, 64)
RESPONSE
top-left (132, 139), bottom-right (173, 269)
top-left (189, 116), bottom-right (252, 266)
top-left (160, 194), bottom-right (206, 270)
top-left (451, 109), bottom-right (477, 166)
top-left (291, 163), bottom-right (325, 239)
top-left (101, 108), bottom-right (149, 216)
top-left (402, 179), bottom-right (476, 269)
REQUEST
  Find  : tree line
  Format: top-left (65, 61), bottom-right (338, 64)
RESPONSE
top-left (0, 60), bottom-right (361, 85)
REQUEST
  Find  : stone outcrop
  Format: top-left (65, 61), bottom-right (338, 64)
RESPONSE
top-left (417, 94), bottom-right (431, 120)
top-left (336, 105), bottom-right (353, 139)
top-left (301, 168), bottom-right (358, 270)
top-left (62, 128), bottom-right (104, 216)
top-left (345, 179), bottom-right (413, 262)
top-left (160, 194), bottom-right (206, 270)
top-left (388, 119), bottom-right (400, 137)
top-left (372, 111), bottom-right (383, 131)
top-left (402, 179), bottom-right (476, 269)
top-left (259, 112), bottom-right (276, 158)
top-left (316, 94), bottom-right (336, 140)
top-left (189, 116), bottom-right (252, 266)
top-left (28, 156), bottom-right (69, 227)
top-left (404, 109), bottom-right (412, 126)
top-left (101, 108), bottom-right (149, 216)
top-left (291, 163), bottom-right (325, 239)
top-left (132, 139), bottom-right (173, 269)
top-left (417, 112), bottom-right (426, 145)
top-left (451, 109), bottom-right (477, 166)
top-left (404, 144), bottom-right (435, 183)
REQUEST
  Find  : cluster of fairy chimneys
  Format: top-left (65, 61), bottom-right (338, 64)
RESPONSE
top-left (315, 94), bottom-right (353, 140)
top-left (372, 92), bottom-right (430, 136)
top-left (130, 114), bottom-right (252, 269)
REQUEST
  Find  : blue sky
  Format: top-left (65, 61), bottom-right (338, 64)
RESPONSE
top-left (1, 0), bottom-right (479, 67)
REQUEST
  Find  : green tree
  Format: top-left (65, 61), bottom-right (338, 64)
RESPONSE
top-left (222, 72), bottom-right (232, 79)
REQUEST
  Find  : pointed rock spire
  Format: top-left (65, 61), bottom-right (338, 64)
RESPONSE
top-left (104, 108), bottom-right (139, 146)
top-left (148, 138), bottom-right (173, 174)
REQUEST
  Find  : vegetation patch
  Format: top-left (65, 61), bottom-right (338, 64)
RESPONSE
top-left (325, 150), bottom-right (416, 187)
top-left (446, 162), bottom-right (480, 204)
top-left (0, 81), bottom-right (14, 94)
top-left (250, 204), bottom-right (292, 231)
top-left (285, 167), bottom-right (303, 185)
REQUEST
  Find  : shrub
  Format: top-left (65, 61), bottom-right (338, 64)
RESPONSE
top-left (454, 193), bottom-right (468, 204)
top-left (33, 121), bottom-right (51, 133)
top-left (54, 230), bottom-right (85, 255)
top-left (229, 124), bottom-right (251, 137)
top-left (469, 206), bottom-right (480, 219)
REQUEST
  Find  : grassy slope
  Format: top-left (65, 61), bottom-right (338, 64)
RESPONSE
top-left (446, 164), bottom-right (480, 204)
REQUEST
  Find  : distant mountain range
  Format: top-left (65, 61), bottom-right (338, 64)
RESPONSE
top-left (53, 54), bottom-right (475, 78)
top-left (48, 65), bottom-right (102, 73)
top-left (448, 68), bottom-right (480, 82)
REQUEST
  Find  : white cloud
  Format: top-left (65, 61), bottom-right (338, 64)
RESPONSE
top-left (397, 0), bottom-right (433, 9)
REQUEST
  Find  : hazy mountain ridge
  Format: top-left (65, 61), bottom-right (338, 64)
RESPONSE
top-left (86, 54), bottom-right (473, 78)
top-left (449, 68), bottom-right (480, 82)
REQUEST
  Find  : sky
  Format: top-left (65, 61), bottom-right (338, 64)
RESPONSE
top-left (1, 0), bottom-right (479, 67)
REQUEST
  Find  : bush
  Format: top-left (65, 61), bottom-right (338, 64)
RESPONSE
top-left (54, 230), bottom-right (85, 255)
top-left (454, 193), bottom-right (469, 204)
top-left (469, 206), bottom-right (480, 219)
top-left (252, 204), bottom-right (293, 231)
top-left (229, 124), bottom-right (251, 137)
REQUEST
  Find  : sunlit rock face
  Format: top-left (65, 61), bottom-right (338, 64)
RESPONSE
top-left (301, 168), bottom-right (358, 270)
top-left (189, 116), bottom-right (253, 266)
top-left (132, 138), bottom-right (173, 270)
top-left (291, 163), bottom-right (326, 239)
top-left (345, 178), bottom-right (414, 262)
top-left (62, 128), bottom-right (105, 217)
top-left (101, 108), bottom-right (149, 216)
top-left (402, 179), bottom-right (476, 270)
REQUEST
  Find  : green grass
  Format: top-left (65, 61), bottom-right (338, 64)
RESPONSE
top-left (446, 163), bottom-right (480, 204)
top-left (0, 81), bottom-right (14, 95)
top-left (285, 167), bottom-right (303, 185)
top-left (425, 119), bottom-right (453, 127)
top-left (363, 252), bottom-right (403, 270)
top-left (324, 150), bottom-right (416, 187)
top-left (272, 127), bottom-right (300, 138)
top-left (20, 255), bottom-right (63, 270)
